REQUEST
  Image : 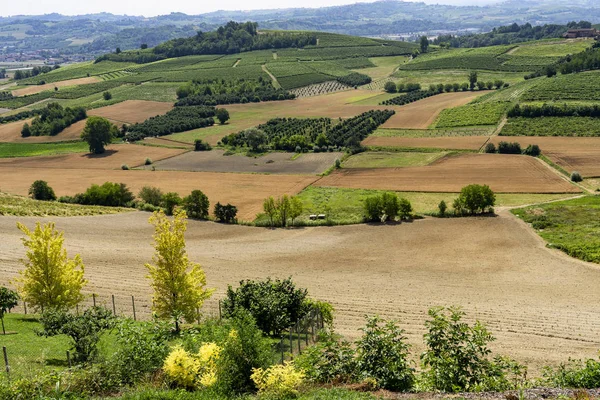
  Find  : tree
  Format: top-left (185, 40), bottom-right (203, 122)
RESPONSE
top-left (364, 196), bottom-right (383, 222)
top-left (245, 128), bottom-right (267, 152)
top-left (145, 209), bottom-right (213, 333)
top-left (289, 196), bottom-right (303, 226)
top-left (103, 91), bottom-right (112, 100)
top-left (14, 222), bottom-right (87, 312)
top-left (0, 287), bottom-right (19, 335)
top-left (263, 196), bottom-right (277, 227)
top-left (116, 47), bottom-right (121, 54)
top-left (215, 108), bottom-right (230, 125)
top-left (194, 139), bottom-right (212, 151)
top-left (138, 186), bottom-right (163, 206)
top-left (183, 190), bottom-right (210, 219)
top-left (469, 71), bottom-right (478, 90)
top-left (276, 195), bottom-right (291, 227)
top-left (453, 184), bottom-right (495, 215)
top-left (420, 36), bottom-right (429, 53)
top-left (214, 202), bottom-right (238, 223)
top-left (140, 43), bottom-right (148, 49)
top-left (21, 123), bottom-right (31, 137)
top-left (398, 198), bottom-right (413, 220)
top-left (384, 81), bottom-right (397, 93)
top-left (381, 192), bottom-right (399, 221)
top-left (438, 200), bottom-right (447, 217)
top-left (484, 143), bottom-right (497, 153)
top-left (28, 180), bottom-right (56, 201)
top-left (81, 116), bottom-right (116, 154)
top-left (161, 192), bottom-right (182, 215)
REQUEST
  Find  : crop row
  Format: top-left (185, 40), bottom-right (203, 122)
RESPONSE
top-left (277, 73), bottom-right (332, 90)
top-left (434, 101), bottom-right (511, 128)
top-left (124, 106), bottom-right (217, 141)
top-left (289, 81), bottom-right (351, 98)
top-left (521, 72), bottom-right (600, 102)
top-left (501, 116), bottom-right (600, 137)
top-left (380, 90), bottom-right (438, 106)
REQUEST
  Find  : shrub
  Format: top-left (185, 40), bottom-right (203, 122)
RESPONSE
top-left (484, 142), bottom-right (496, 153)
top-left (398, 197), bottom-right (413, 220)
top-left (193, 139), bottom-right (211, 152)
top-left (571, 171), bottom-right (583, 182)
top-left (121, 164), bottom-right (130, 170)
top-left (543, 357), bottom-right (600, 388)
top-left (335, 159), bottom-right (341, 169)
top-left (438, 200), bottom-right (447, 217)
top-left (138, 185), bottom-right (163, 206)
top-left (355, 315), bottom-right (414, 391)
top-left (145, 158), bottom-right (153, 165)
top-left (0, 287), bottom-right (19, 335)
top-left (28, 180), bottom-right (56, 201)
top-left (364, 195), bottom-right (382, 222)
top-left (163, 346), bottom-right (201, 389)
top-left (183, 189), bottom-right (210, 219)
top-left (295, 331), bottom-right (356, 384)
top-left (38, 306), bottom-right (115, 364)
top-left (420, 306), bottom-right (525, 392)
top-left (214, 202), bottom-right (238, 223)
top-left (222, 277), bottom-right (308, 336)
top-left (216, 108), bottom-right (230, 125)
top-left (161, 192), bottom-right (182, 215)
top-left (103, 91), bottom-right (112, 100)
top-left (453, 184), bottom-right (495, 215)
top-left (364, 192), bottom-right (409, 222)
top-left (497, 141), bottom-right (521, 154)
top-left (75, 182), bottom-right (134, 207)
top-left (384, 81), bottom-right (397, 93)
top-left (251, 362), bottom-right (305, 399)
top-left (523, 144), bottom-right (541, 157)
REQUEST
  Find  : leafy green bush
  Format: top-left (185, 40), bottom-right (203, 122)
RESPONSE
top-left (70, 182), bottom-right (135, 207)
top-left (138, 186), bottom-right (163, 207)
top-left (523, 144), bottom-right (541, 157)
top-left (419, 306), bottom-right (525, 392)
top-left (355, 316), bottom-right (414, 391)
top-left (222, 277), bottom-right (308, 336)
top-left (295, 331), bottom-right (356, 384)
top-left (251, 362), bottom-right (305, 399)
top-left (453, 184), bottom-right (495, 215)
top-left (484, 142), bottom-right (497, 153)
top-left (571, 171), bottom-right (583, 182)
top-left (194, 139), bottom-right (212, 151)
top-left (363, 192), bottom-right (411, 222)
top-left (38, 306), bottom-right (115, 363)
top-left (384, 81), bottom-right (397, 93)
top-left (183, 190), bottom-right (210, 219)
top-left (161, 192), bottom-right (183, 215)
top-left (497, 141), bottom-right (522, 154)
top-left (438, 200), bottom-right (447, 217)
top-left (28, 180), bottom-right (57, 201)
top-left (214, 202), bottom-right (238, 223)
top-left (543, 357), bottom-right (600, 388)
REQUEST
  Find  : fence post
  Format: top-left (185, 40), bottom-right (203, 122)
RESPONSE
top-left (132, 296), bottom-right (137, 321)
top-left (280, 336), bottom-right (284, 364)
top-left (92, 293), bottom-right (96, 307)
top-left (66, 351), bottom-right (72, 368)
top-left (23, 302), bottom-right (27, 315)
top-left (218, 300), bottom-right (222, 320)
top-left (289, 329), bottom-right (293, 359)
top-left (112, 295), bottom-right (116, 315)
top-left (296, 320), bottom-right (301, 354)
top-left (3, 346), bottom-right (9, 378)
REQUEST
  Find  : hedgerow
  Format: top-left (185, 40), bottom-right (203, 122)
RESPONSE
top-left (23, 103), bottom-right (87, 137)
top-left (380, 90), bottom-right (438, 106)
top-left (124, 106), bottom-right (216, 141)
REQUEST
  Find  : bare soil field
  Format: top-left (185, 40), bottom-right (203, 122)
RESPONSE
top-left (145, 150), bottom-right (342, 175)
top-left (492, 136), bottom-right (600, 177)
top-left (381, 91), bottom-right (483, 129)
top-left (88, 100), bottom-right (173, 124)
top-left (2, 211), bottom-right (600, 372)
top-left (363, 135), bottom-right (490, 150)
top-left (11, 77), bottom-right (100, 97)
top-left (0, 143), bottom-right (186, 169)
top-left (0, 167), bottom-right (317, 220)
top-left (316, 153), bottom-right (580, 193)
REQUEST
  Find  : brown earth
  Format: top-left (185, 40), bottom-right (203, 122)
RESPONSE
top-left (2, 211), bottom-right (600, 372)
top-left (381, 91), bottom-right (483, 129)
top-left (145, 150), bottom-right (342, 175)
top-left (316, 153), bottom-right (580, 193)
top-left (0, 166), bottom-right (317, 220)
top-left (0, 143), bottom-right (186, 169)
top-left (363, 135), bottom-right (490, 150)
top-left (11, 77), bottom-right (100, 97)
top-left (88, 100), bottom-right (173, 124)
top-left (492, 136), bottom-right (600, 178)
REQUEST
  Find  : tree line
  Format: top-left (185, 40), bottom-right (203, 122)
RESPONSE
top-left (336, 72), bottom-right (372, 87)
top-left (13, 65), bottom-right (59, 80)
top-left (21, 103), bottom-right (86, 137)
top-left (508, 103), bottom-right (600, 118)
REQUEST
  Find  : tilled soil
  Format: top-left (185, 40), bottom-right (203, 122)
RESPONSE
top-left (1, 211), bottom-right (600, 373)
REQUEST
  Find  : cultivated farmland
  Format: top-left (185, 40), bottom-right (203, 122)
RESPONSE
top-left (11, 77), bottom-right (101, 96)
top-left (87, 100), bottom-right (173, 124)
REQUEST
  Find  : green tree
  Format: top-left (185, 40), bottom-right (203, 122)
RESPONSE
top-left (183, 190), bottom-right (210, 219)
top-left (453, 184), bottom-right (495, 215)
top-left (161, 192), bottom-right (182, 215)
top-left (81, 116), bottom-right (116, 154)
top-left (381, 192), bottom-right (399, 221)
top-left (364, 196), bottom-right (383, 222)
top-left (398, 197), bottom-right (413, 220)
top-left (245, 128), bottom-right (267, 152)
top-left (140, 43), bottom-right (148, 49)
top-left (216, 108), bottom-right (230, 125)
top-left (138, 186), bottom-right (163, 206)
top-left (469, 71), bottom-right (478, 90)
top-left (103, 91), bottom-right (112, 100)
top-left (289, 196), bottom-right (303, 226)
top-left (14, 222), bottom-right (87, 312)
top-left (420, 36), bottom-right (429, 53)
top-left (276, 195), bottom-right (291, 227)
top-left (145, 209), bottom-right (213, 333)
top-left (438, 200), bottom-right (447, 217)
top-left (0, 287), bottom-right (19, 335)
top-left (21, 123), bottom-right (31, 137)
top-left (263, 196), bottom-right (277, 227)
top-left (28, 180), bottom-right (56, 201)
top-left (384, 81), bottom-right (397, 93)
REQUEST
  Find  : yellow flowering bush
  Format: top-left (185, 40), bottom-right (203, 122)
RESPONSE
top-left (163, 343), bottom-right (222, 389)
top-left (251, 362), bottom-right (305, 399)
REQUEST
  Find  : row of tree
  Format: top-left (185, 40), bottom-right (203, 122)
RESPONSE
top-left (508, 103), bottom-right (600, 118)
top-left (484, 141), bottom-right (540, 156)
top-left (262, 195), bottom-right (303, 227)
top-left (337, 72), bottom-right (372, 87)
top-left (13, 65), bottom-right (59, 80)
top-left (22, 103), bottom-right (86, 137)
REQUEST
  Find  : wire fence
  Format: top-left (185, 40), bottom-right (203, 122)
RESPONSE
top-left (1, 295), bottom-right (325, 380)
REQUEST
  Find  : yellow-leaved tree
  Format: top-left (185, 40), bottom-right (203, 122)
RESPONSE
top-left (146, 209), bottom-right (213, 333)
top-left (14, 222), bottom-right (87, 311)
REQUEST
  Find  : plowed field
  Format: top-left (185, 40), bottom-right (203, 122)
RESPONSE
top-left (2, 211), bottom-right (600, 372)
top-left (316, 153), bottom-right (580, 193)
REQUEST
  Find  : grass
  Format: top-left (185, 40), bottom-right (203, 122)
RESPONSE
top-left (106, 387), bottom-right (377, 399)
top-left (372, 126), bottom-right (495, 138)
top-left (392, 69), bottom-right (527, 87)
top-left (342, 151), bottom-right (448, 168)
top-left (500, 117), bottom-right (600, 137)
top-left (0, 192), bottom-right (133, 216)
top-left (521, 71), bottom-right (600, 102)
top-left (511, 195), bottom-right (600, 263)
top-left (289, 186), bottom-right (572, 224)
top-left (0, 141), bottom-right (89, 158)
top-left (433, 101), bottom-right (511, 128)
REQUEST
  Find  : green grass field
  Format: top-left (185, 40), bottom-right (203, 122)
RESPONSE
top-left (512, 195), bottom-right (600, 263)
top-left (0, 192), bottom-right (133, 216)
top-left (433, 102), bottom-right (511, 128)
top-left (0, 141), bottom-right (89, 158)
top-left (521, 71), bottom-right (600, 102)
top-left (372, 126), bottom-right (495, 138)
top-left (501, 117), bottom-right (600, 137)
top-left (342, 151), bottom-right (448, 168)
top-left (392, 69), bottom-right (526, 87)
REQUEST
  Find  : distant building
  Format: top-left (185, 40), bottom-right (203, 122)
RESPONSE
top-left (563, 28), bottom-right (599, 39)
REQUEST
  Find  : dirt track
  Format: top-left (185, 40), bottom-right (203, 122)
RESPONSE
top-left (1, 211), bottom-right (599, 372)
top-left (316, 153), bottom-right (580, 193)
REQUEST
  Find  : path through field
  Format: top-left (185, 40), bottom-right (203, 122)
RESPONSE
top-left (1, 212), bottom-right (599, 372)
